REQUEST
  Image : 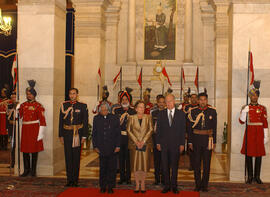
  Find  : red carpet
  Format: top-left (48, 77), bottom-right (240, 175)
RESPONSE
top-left (58, 188), bottom-right (199, 197)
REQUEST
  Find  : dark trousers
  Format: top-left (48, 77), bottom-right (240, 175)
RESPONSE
top-left (246, 156), bottom-right (262, 178)
top-left (23, 152), bottom-right (38, 174)
top-left (0, 135), bottom-right (8, 150)
top-left (119, 143), bottom-right (131, 181)
top-left (63, 131), bottom-right (82, 183)
top-left (8, 125), bottom-right (16, 167)
top-left (99, 154), bottom-right (117, 189)
top-left (193, 144), bottom-right (212, 189)
top-left (161, 147), bottom-right (180, 188)
top-left (153, 146), bottom-right (163, 182)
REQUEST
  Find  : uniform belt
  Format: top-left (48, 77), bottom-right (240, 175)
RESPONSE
top-left (63, 124), bottom-right (83, 130)
top-left (247, 122), bottom-right (263, 126)
top-left (193, 129), bottom-right (213, 135)
top-left (63, 124), bottom-right (83, 148)
top-left (9, 120), bottom-right (16, 125)
top-left (0, 112), bottom-right (6, 114)
top-left (121, 131), bottom-right (127, 136)
top-left (22, 120), bottom-right (39, 125)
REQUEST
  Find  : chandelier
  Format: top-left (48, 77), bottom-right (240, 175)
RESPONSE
top-left (0, 8), bottom-right (12, 36)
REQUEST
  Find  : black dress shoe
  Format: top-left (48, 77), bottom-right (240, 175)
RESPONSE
top-left (100, 188), bottom-right (106, 193)
top-left (65, 181), bottom-right (73, 187)
top-left (108, 188), bottom-right (114, 194)
top-left (141, 190), bottom-right (146, 193)
top-left (172, 187), bottom-right (179, 194)
top-left (161, 187), bottom-right (170, 193)
top-left (118, 180), bottom-right (124, 184)
top-left (126, 180), bottom-right (131, 185)
top-left (194, 187), bottom-right (200, 192)
top-left (20, 170), bottom-right (30, 177)
top-left (254, 177), bottom-right (263, 184)
top-left (72, 181), bottom-right (79, 187)
top-left (201, 188), bottom-right (208, 192)
top-left (246, 177), bottom-right (253, 184)
top-left (134, 190), bottom-right (139, 193)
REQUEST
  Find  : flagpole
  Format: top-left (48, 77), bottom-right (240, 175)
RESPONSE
top-left (97, 84), bottom-right (99, 101)
top-left (16, 53), bottom-right (21, 176)
top-left (244, 41), bottom-right (251, 183)
top-left (140, 68), bottom-right (143, 100)
top-left (197, 67), bottom-right (199, 93)
top-left (180, 67), bottom-right (183, 102)
top-left (120, 67), bottom-right (122, 91)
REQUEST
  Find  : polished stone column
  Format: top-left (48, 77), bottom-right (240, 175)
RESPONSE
top-left (72, 0), bottom-right (112, 120)
top-left (184, 0), bottom-right (193, 63)
top-left (127, 0), bottom-right (136, 62)
top-left (104, 0), bottom-right (121, 102)
top-left (17, 0), bottom-right (66, 175)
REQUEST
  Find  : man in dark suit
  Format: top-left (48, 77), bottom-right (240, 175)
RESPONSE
top-left (59, 88), bottom-right (89, 187)
top-left (187, 92), bottom-right (217, 192)
top-left (92, 103), bottom-right (121, 194)
top-left (156, 94), bottom-right (186, 194)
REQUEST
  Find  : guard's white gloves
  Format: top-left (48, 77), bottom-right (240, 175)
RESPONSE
top-left (264, 128), bottom-right (269, 144)
top-left (16, 103), bottom-right (21, 110)
top-left (240, 105), bottom-right (249, 122)
top-left (37, 126), bottom-right (46, 141)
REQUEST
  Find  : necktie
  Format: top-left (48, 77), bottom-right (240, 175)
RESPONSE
top-left (169, 110), bottom-right (173, 126)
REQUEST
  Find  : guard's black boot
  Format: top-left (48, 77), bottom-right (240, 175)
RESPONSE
top-left (31, 153), bottom-right (38, 177)
top-left (20, 153), bottom-right (30, 177)
top-left (254, 157), bottom-right (263, 184)
top-left (246, 156), bottom-right (253, 184)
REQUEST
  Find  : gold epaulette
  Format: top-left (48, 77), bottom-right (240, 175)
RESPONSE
top-left (112, 105), bottom-right (121, 114)
top-left (208, 105), bottom-right (216, 110)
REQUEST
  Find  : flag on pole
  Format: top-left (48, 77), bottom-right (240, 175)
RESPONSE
top-left (249, 52), bottom-right (254, 86)
top-left (113, 67), bottom-right (122, 87)
top-left (137, 67), bottom-right (142, 88)
top-left (97, 67), bottom-right (102, 83)
top-left (194, 67), bottom-right (199, 91)
top-left (11, 55), bottom-right (18, 91)
top-left (181, 67), bottom-right (185, 84)
top-left (162, 67), bottom-right (172, 86)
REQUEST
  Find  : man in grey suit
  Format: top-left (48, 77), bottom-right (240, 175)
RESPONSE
top-left (156, 94), bottom-right (186, 194)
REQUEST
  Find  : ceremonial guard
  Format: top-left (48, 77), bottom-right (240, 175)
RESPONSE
top-left (113, 87), bottom-right (136, 184)
top-left (184, 91), bottom-right (198, 171)
top-left (7, 92), bottom-right (18, 168)
top-left (188, 91), bottom-right (217, 192)
top-left (151, 94), bottom-right (166, 185)
top-left (18, 80), bottom-right (46, 177)
top-left (111, 90), bottom-right (124, 112)
top-left (178, 88), bottom-right (190, 110)
top-left (59, 88), bottom-right (89, 187)
top-left (92, 103), bottom-right (121, 194)
top-left (0, 87), bottom-right (9, 150)
top-left (92, 86), bottom-right (112, 114)
top-left (239, 81), bottom-right (268, 184)
top-left (143, 88), bottom-right (154, 114)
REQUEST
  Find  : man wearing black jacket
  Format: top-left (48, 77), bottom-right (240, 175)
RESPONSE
top-left (187, 92), bottom-right (217, 192)
top-left (59, 88), bottom-right (89, 187)
top-left (156, 94), bottom-right (186, 194)
top-left (92, 103), bottom-right (121, 194)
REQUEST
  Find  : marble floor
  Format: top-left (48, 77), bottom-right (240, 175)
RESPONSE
top-left (0, 149), bottom-right (229, 182)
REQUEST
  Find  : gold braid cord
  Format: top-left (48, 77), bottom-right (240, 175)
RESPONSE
top-left (120, 112), bottom-right (129, 125)
top-left (191, 112), bottom-right (205, 129)
top-left (61, 102), bottom-right (73, 120)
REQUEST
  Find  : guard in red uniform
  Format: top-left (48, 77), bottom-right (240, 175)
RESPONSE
top-left (18, 80), bottom-right (46, 177)
top-left (178, 88), bottom-right (191, 111)
top-left (0, 88), bottom-right (10, 150)
top-left (239, 81), bottom-right (269, 184)
top-left (92, 86), bottom-right (112, 114)
top-left (143, 88), bottom-right (153, 114)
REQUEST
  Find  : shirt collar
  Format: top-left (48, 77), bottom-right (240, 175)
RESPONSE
top-left (199, 105), bottom-right (208, 111)
top-left (70, 100), bottom-right (77, 105)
